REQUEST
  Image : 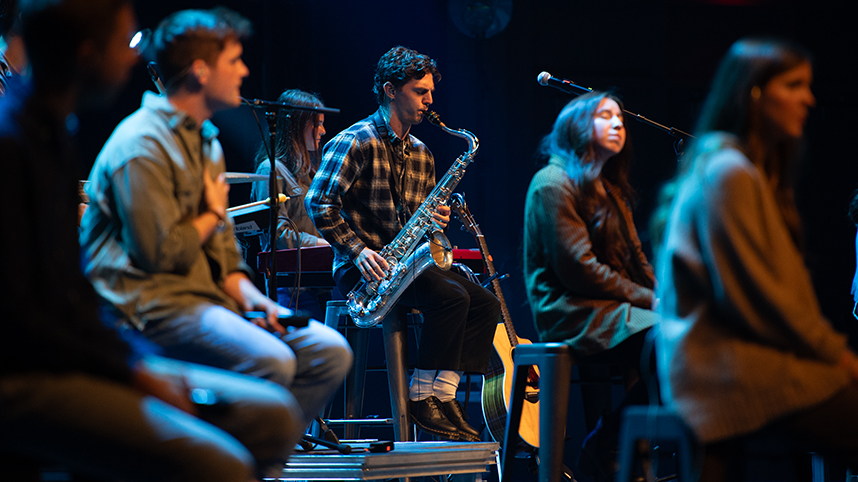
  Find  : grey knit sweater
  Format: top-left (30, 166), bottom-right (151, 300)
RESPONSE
top-left (656, 140), bottom-right (849, 443)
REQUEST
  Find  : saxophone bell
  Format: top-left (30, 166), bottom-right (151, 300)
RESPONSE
top-left (427, 231), bottom-right (454, 270)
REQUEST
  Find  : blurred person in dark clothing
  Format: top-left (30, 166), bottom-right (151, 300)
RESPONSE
top-left (0, 1), bottom-right (300, 480)
top-left (1, 0), bottom-right (27, 94)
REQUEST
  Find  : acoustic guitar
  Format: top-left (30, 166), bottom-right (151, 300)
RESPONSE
top-left (449, 193), bottom-right (540, 448)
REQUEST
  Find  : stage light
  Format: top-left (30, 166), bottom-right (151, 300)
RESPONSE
top-left (129, 28), bottom-right (151, 55)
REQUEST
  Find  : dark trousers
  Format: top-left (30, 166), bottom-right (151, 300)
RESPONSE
top-left (335, 264), bottom-right (499, 374)
top-left (577, 329), bottom-right (652, 442)
top-left (700, 383), bottom-right (858, 482)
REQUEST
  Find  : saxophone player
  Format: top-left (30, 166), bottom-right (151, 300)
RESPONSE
top-left (306, 46), bottom-right (499, 442)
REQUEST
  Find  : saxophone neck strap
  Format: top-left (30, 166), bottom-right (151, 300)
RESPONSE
top-left (373, 111), bottom-right (410, 227)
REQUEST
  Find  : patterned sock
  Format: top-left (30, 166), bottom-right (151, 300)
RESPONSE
top-left (409, 368), bottom-right (437, 401)
top-left (433, 370), bottom-right (463, 402)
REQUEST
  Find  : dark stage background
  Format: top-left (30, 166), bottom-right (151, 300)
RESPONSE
top-left (74, 0), bottom-right (857, 477)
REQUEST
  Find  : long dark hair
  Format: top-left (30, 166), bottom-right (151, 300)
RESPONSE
top-left (660, 38), bottom-right (811, 247)
top-left (540, 91), bottom-right (636, 270)
top-left (254, 89), bottom-right (324, 180)
top-left (849, 190), bottom-right (858, 227)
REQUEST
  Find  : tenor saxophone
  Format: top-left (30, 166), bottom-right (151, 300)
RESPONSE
top-left (347, 111), bottom-right (480, 328)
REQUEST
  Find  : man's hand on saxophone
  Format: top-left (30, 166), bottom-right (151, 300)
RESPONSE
top-left (356, 204), bottom-right (449, 282)
top-left (356, 247), bottom-right (389, 282)
top-left (431, 205), bottom-right (451, 231)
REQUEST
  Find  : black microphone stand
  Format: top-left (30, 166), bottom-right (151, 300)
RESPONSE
top-left (539, 73), bottom-right (694, 156)
top-left (264, 110), bottom-right (279, 302)
top-left (241, 98), bottom-right (340, 301)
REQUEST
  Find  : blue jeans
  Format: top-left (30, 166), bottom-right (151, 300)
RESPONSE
top-left (0, 355), bottom-right (301, 481)
top-left (142, 304), bottom-right (353, 426)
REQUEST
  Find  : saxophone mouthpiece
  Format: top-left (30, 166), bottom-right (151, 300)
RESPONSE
top-left (425, 110), bottom-right (445, 127)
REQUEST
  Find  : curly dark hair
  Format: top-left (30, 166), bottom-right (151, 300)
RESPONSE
top-left (153, 7), bottom-right (251, 93)
top-left (372, 46), bottom-right (440, 105)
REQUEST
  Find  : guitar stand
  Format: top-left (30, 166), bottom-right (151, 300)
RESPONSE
top-left (298, 417), bottom-right (397, 456)
top-left (300, 434), bottom-right (353, 454)
top-left (526, 449), bottom-right (577, 482)
top-left (299, 417), bottom-right (353, 454)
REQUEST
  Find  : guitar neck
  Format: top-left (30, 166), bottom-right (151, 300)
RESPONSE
top-left (475, 234), bottom-right (518, 348)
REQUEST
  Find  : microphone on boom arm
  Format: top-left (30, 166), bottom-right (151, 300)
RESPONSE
top-left (536, 71), bottom-right (593, 96)
top-left (536, 70), bottom-right (695, 153)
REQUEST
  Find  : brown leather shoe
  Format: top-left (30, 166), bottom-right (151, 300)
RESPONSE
top-left (441, 399), bottom-right (481, 442)
top-left (409, 396), bottom-right (460, 440)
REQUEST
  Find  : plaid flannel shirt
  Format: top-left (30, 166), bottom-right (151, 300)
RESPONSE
top-left (0, 50), bottom-right (12, 96)
top-left (306, 109), bottom-right (436, 273)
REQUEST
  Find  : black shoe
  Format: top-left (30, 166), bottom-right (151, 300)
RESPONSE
top-left (409, 396), bottom-right (460, 440)
top-left (577, 418), bottom-right (618, 482)
top-left (441, 399), bottom-right (481, 442)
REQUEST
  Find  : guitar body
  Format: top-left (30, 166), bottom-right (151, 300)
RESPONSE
top-left (482, 323), bottom-right (541, 448)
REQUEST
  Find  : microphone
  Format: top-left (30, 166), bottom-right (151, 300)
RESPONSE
top-left (536, 71), bottom-right (592, 96)
top-left (267, 194), bottom-right (289, 205)
top-left (226, 194), bottom-right (289, 213)
top-left (148, 62), bottom-right (167, 95)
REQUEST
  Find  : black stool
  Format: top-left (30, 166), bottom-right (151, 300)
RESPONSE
top-left (616, 405), bottom-right (829, 482)
top-left (324, 300), bottom-right (422, 442)
top-left (501, 342), bottom-right (574, 482)
top-left (616, 405), bottom-right (695, 482)
top-left (617, 325), bottom-right (830, 482)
